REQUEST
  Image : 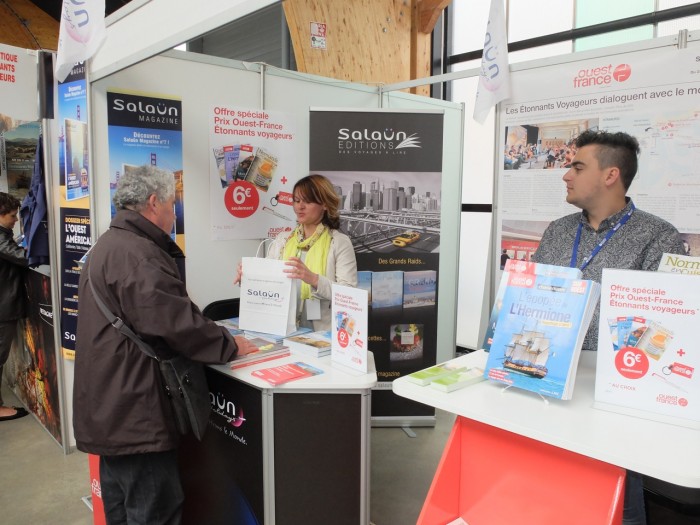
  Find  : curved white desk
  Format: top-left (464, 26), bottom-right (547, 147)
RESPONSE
top-left (393, 350), bottom-right (700, 488)
top-left (181, 353), bottom-right (377, 525)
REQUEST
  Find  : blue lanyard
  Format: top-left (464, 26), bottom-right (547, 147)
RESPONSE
top-left (570, 202), bottom-right (635, 271)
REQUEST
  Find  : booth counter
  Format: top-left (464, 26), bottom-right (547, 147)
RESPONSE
top-left (179, 352), bottom-right (377, 525)
top-left (393, 350), bottom-right (700, 524)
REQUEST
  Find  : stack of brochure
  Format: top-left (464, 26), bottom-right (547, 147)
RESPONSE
top-left (483, 264), bottom-right (600, 400)
top-left (430, 367), bottom-right (485, 392)
top-left (284, 330), bottom-right (332, 359)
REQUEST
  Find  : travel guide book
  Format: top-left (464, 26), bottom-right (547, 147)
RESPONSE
top-left (251, 361), bottom-right (324, 386)
top-left (484, 272), bottom-right (600, 400)
top-left (482, 260), bottom-right (582, 351)
top-left (284, 330), bottom-right (332, 359)
top-left (596, 268), bottom-right (700, 426)
top-left (657, 252), bottom-right (700, 276)
top-left (229, 337), bottom-right (289, 370)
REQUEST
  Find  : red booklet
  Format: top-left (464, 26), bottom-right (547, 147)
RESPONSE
top-left (251, 362), bottom-right (324, 386)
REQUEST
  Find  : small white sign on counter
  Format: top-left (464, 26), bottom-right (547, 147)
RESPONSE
top-left (331, 284), bottom-right (368, 374)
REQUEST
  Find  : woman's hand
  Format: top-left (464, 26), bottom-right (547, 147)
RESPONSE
top-left (233, 335), bottom-right (259, 356)
top-left (233, 261), bottom-right (243, 285)
top-left (284, 257), bottom-right (319, 288)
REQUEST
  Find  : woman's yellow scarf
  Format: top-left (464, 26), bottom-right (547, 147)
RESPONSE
top-left (282, 224), bottom-right (332, 300)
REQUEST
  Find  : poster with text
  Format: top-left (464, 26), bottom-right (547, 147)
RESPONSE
top-left (209, 105), bottom-right (298, 240)
top-left (58, 63), bottom-right (91, 358)
top-left (496, 45), bottom-right (700, 273)
top-left (597, 269), bottom-right (700, 426)
top-left (107, 91), bottom-right (185, 253)
top-left (310, 109), bottom-right (444, 417)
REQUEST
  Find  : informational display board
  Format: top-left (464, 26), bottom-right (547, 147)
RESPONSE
top-left (494, 40), bottom-right (700, 279)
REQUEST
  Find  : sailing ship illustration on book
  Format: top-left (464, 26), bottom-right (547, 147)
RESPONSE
top-left (503, 325), bottom-right (551, 379)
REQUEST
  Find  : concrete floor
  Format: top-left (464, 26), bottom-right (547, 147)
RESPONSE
top-left (1, 381), bottom-right (697, 525)
top-left (0, 382), bottom-right (453, 525)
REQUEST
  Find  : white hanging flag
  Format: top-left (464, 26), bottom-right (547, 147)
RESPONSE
top-left (473, 0), bottom-right (511, 123)
top-left (55, 0), bottom-right (107, 83)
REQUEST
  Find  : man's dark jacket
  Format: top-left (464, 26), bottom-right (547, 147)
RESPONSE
top-left (73, 210), bottom-right (238, 455)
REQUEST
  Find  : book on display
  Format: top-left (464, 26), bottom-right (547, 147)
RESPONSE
top-left (482, 260), bottom-right (582, 352)
top-left (484, 271), bottom-right (600, 400)
top-left (284, 330), bottom-right (332, 359)
top-left (657, 252), bottom-right (700, 276)
top-left (251, 361), bottom-right (324, 386)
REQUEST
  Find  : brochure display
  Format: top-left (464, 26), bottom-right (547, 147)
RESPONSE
top-left (332, 284), bottom-right (369, 374)
top-left (484, 269), bottom-right (600, 400)
top-left (596, 268), bottom-right (700, 426)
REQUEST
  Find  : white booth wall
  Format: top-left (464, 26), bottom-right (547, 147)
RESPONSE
top-left (86, 50), bottom-right (464, 439)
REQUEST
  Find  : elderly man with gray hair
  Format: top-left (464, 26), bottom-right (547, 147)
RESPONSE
top-left (73, 165), bottom-right (256, 524)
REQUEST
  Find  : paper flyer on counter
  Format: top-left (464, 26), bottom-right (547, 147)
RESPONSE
top-left (332, 284), bottom-right (369, 374)
top-left (596, 268), bottom-right (700, 426)
top-left (209, 105), bottom-right (298, 240)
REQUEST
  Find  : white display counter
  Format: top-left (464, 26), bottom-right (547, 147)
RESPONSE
top-left (180, 352), bottom-right (377, 525)
top-left (393, 349), bottom-right (700, 488)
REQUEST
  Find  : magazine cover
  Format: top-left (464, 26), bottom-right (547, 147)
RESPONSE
top-left (596, 269), bottom-right (700, 425)
top-left (484, 272), bottom-right (600, 400)
top-left (482, 260), bottom-right (582, 352)
top-left (371, 271), bottom-right (404, 309)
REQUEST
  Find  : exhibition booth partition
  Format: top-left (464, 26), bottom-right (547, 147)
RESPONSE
top-left (84, 49), bottom-right (463, 524)
top-left (4, 35), bottom-right (464, 523)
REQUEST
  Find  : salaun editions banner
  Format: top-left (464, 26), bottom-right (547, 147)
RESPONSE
top-left (310, 109), bottom-right (444, 418)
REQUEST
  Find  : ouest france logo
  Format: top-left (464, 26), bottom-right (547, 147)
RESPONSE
top-left (337, 127), bottom-right (421, 155)
top-left (573, 63), bottom-right (632, 88)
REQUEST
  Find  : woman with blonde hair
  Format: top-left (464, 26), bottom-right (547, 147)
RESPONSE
top-left (237, 174), bottom-right (357, 331)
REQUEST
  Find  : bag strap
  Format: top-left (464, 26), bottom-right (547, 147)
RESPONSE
top-left (87, 265), bottom-right (159, 361)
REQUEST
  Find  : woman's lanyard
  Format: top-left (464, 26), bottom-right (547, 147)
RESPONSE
top-left (570, 202), bottom-right (635, 271)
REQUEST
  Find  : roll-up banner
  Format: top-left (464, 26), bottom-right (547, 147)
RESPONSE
top-left (310, 109), bottom-right (444, 421)
top-left (58, 63), bottom-right (90, 359)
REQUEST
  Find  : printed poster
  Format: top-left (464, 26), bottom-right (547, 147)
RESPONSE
top-left (107, 91), bottom-right (185, 253)
top-left (209, 105), bottom-right (298, 240)
top-left (310, 109), bottom-right (444, 417)
top-left (496, 45), bottom-right (700, 272)
top-left (57, 63), bottom-right (91, 358)
top-left (597, 269), bottom-right (700, 426)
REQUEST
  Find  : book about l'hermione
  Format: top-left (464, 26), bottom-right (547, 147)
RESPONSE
top-left (484, 271), bottom-right (600, 400)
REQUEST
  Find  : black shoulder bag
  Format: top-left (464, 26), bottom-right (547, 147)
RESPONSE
top-left (87, 270), bottom-right (211, 441)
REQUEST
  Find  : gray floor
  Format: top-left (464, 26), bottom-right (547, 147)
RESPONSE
top-left (0, 383), bottom-right (454, 525)
top-left (3, 382), bottom-right (695, 524)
